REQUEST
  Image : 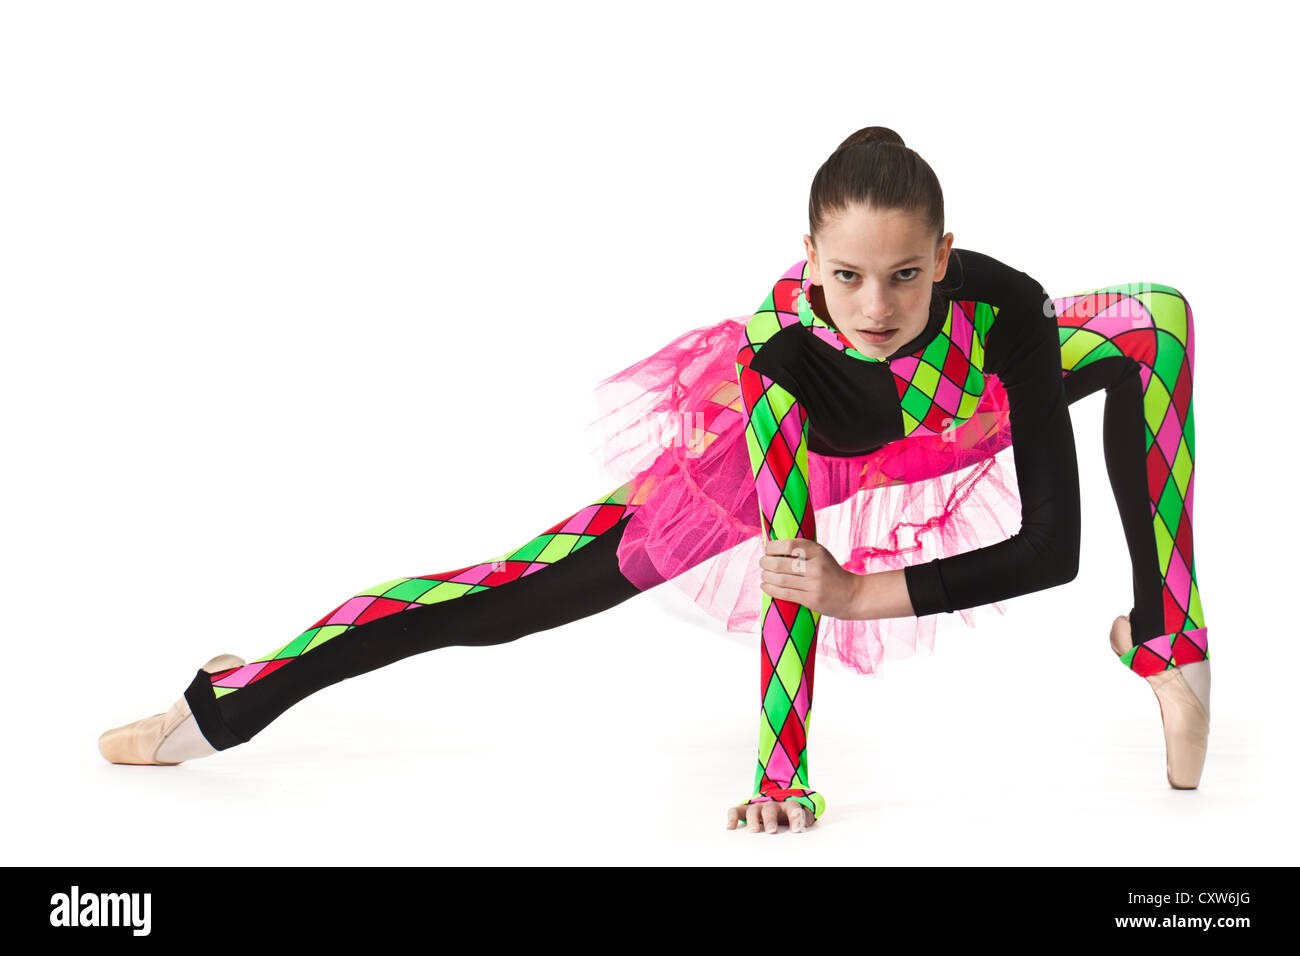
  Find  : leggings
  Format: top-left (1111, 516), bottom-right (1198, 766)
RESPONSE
top-left (183, 281), bottom-right (1206, 819)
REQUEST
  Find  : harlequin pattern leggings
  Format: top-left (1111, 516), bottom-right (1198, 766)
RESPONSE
top-left (182, 282), bottom-right (1206, 822)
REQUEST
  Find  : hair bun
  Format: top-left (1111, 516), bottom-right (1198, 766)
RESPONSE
top-left (835, 125), bottom-right (906, 152)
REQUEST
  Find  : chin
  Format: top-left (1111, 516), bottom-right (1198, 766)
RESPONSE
top-left (852, 337), bottom-right (892, 355)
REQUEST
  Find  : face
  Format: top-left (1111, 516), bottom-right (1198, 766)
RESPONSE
top-left (803, 203), bottom-right (954, 359)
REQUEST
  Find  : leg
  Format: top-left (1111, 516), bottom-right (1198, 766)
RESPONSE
top-left (102, 346), bottom-right (815, 765)
top-left (100, 479), bottom-right (683, 761)
top-left (185, 483), bottom-right (652, 749)
top-left (1057, 283), bottom-right (1209, 787)
top-left (1058, 285), bottom-right (1207, 670)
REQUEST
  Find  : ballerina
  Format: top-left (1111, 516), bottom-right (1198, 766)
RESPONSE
top-left (100, 125), bottom-right (1210, 836)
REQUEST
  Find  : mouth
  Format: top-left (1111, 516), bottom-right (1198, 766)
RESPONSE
top-left (856, 328), bottom-right (896, 343)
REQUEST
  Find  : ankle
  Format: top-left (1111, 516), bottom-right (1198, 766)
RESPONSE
top-left (154, 705), bottom-right (218, 763)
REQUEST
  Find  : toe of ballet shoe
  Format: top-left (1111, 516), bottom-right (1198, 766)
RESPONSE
top-left (98, 652), bottom-right (242, 766)
top-left (1145, 668), bottom-right (1209, 789)
top-left (98, 712), bottom-right (182, 766)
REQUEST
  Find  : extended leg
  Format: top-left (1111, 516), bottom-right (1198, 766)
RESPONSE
top-left (182, 484), bottom-right (648, 750)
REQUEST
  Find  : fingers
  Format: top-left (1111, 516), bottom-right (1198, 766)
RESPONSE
top-left (760, 570), bottom-right (811, 594)
top-left (760, 576), bottom-right (819, 606)
top-left (728, 798), bottom-right (813, 834)
top-left (759, 559), bottom-right (818, 599)
top-left (759, 555), bottom-right (816, 580)
top-left (760, 583), bottom-right (800, 604)
top-left (764, 537), bottom-right (816, 557)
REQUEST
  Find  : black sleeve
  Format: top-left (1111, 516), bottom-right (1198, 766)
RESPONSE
top-left (902, 269), bottom-right (1082, 614)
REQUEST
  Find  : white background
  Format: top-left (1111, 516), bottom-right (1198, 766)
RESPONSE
top-left (3, 0), bottom-right (1295, 865)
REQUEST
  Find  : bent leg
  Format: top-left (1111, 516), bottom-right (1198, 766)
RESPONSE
top-left (1056, 284), bottom-right (1207, 675)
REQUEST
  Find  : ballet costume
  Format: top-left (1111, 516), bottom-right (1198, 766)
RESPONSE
top-left (99, 249), bottom-right (1209, 823)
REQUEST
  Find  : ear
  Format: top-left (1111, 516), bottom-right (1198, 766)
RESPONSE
top-left (802, 234), bottom-right (821, 285)
top-left (932, 231), bottom-right (955, 282)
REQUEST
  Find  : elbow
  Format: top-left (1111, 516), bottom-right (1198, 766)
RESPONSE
top-left (1022, 522), bottom-right (1080, 589)
top-left (1053, 541), bottom-right (1081, 587)
top-left (1022, 490), bottom-right (1081, 589)
top-left (1047, 515), bottom-right (1081, 586)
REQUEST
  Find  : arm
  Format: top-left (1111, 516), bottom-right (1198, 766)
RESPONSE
top-left (902, 274), bottom-right (1082, 615)
top-left (735, 321), bottom-right (826, 823)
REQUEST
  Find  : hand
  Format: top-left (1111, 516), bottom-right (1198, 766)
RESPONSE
top-left (726, 799), bottom-right (812, 834)
top-left (759, 537), bottom-right (863, 619)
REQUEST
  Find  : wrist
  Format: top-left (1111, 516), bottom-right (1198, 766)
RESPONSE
top-left (849, 568), bottom-right (914, 620)
top-left (849, 571), bottom-right (875, 620)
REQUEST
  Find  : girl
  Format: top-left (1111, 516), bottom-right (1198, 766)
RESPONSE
top-left (99, 126), bottom-right (1210, 835)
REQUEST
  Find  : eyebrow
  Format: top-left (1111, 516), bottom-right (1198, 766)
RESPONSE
top-left (829, 256), bottom-right (924, 271)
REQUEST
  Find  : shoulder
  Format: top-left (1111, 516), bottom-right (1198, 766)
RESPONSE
top-left (945, 249), bottom-right (1058, 377)
top-left (941, 248), bottom-right (1048, 307)
top-left (737, 259), bottom-right (811, 371)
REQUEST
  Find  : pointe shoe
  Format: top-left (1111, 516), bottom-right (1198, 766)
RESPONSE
top-left (98, 653), bottom-right (245, 766)
top-left (1110, 615), bottom-right (1209, 789)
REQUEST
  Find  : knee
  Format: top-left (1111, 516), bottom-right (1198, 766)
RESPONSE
top-left (1169, 285), bottom-right (1193, 321)
top-left (1151, 284), bottom-right (1194, 346)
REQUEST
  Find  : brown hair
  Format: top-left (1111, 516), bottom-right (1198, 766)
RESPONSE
top-left (807, 126), bottom-right (945, 244)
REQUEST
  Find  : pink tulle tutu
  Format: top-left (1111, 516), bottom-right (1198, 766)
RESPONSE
top-left (586, 314), bottom-right (1024, 676)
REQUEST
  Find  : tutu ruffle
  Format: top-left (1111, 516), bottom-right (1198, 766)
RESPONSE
top-left (586, 315), bottom-right (1023, 676)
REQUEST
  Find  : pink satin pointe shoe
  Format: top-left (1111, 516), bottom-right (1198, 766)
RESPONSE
top-left (98, 653), bottom-right (245, 765)
top-left (1110, 615), bottom-right (1209, 789)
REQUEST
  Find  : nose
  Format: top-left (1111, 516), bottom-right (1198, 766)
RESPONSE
top-left (857, 281), bottom-right (894, 323)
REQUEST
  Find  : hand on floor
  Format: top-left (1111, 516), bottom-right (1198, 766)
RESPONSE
top-left (726, 798), bottom-right (812, 834)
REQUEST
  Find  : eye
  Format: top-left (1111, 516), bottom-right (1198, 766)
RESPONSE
top-left (832, 267), bottom-right (921, 282)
